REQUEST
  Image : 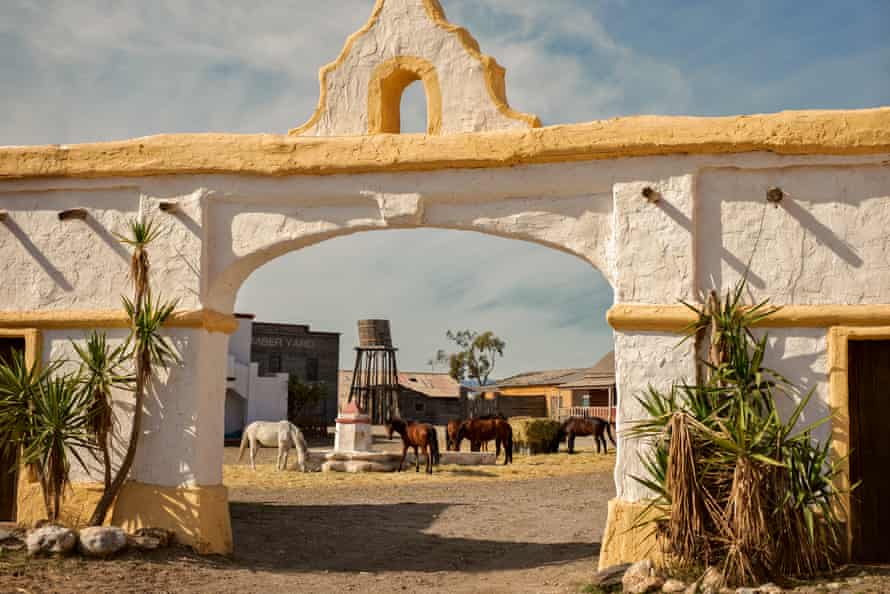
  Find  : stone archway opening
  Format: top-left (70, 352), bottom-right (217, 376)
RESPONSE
top-left (399, 80), bottom-right (428, 134)
top-left (223, 226), bottom-right (617, 572)
top-left (368, 56), bottom-right (442, 135)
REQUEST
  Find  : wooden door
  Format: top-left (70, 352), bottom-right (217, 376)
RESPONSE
top-left (0, 337), bottom-right (25, 521)
top-left (848, 339), bottom-right (890, 563)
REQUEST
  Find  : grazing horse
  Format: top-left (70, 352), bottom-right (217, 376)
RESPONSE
top-left (557, 416), bottom-right (615, 454)
top-left (239, 420), bottom-right (309, 471)
top-left (455, 417), bottom-right (513, 464)
top-left (446, 419), bottom-right (462, 451)
top-left (385, 417), bottom-right (441, 474)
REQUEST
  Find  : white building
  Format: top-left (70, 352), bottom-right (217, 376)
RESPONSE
top-left (224, 314), bottom-right (289, 437)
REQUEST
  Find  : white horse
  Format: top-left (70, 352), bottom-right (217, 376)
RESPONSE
top-left (238, 420), bottom-right (309, 472)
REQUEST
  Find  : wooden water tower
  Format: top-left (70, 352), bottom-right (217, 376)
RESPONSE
top-left (347, 320), bottom-right (400, 423)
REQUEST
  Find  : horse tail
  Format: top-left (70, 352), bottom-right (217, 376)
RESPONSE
top-left (238, 425), bottom-right (250, 462)
top-left (604, 419), bottom-right (616, 446)
top-left (429, 426), bottom-right (441, 466)
top-left (506, 424), bottom-right (513, 463)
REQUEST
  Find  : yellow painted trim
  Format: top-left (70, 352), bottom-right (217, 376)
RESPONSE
top-left (598, 497), bottom-right (664, 570)
top-left (827, 325), bottom-right (890, 561)
top-left (367, 56), bottom-right (443, 135)
top-left (3, 108), bottom-right (888, 181)
top-left (16, 481), bottom-right (233, 555)
top-left (289, 0), bottom-right (538, 136)
top-left (0, 327), bottom-right (41, 368)
top-left (607, 303), bottom-right (890, 333)
top-left (0, 309), bottom-right (238, 334)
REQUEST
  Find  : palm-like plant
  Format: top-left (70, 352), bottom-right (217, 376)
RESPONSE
top-left (21, 374), bottom-right (94, 523)
top-left (73, 331), bottom-right (132, 491)
top-left (629, 279), bottom-right (844, 586)
top-left (0, 351), bottom-right (62, 518)
top-left (89, 219), bottom-right (180, 526)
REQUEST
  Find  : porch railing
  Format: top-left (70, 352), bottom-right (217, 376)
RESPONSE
top-left (557, 406), bottom-right (616, 423)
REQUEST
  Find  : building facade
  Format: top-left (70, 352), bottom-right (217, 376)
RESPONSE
top-left (338, 370), bottom-right (464, 426)
top-left (250, 321), bottom-right (340, 425)
top-left (225, 316), bottom-right (339, 438)
top-left (1, 0), bottom-right (888, 564)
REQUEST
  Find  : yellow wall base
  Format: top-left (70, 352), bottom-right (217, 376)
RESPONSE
top-left (16, 480), bottom-right (233, 555)
top-left (598, 498), bottom-right (664, 570)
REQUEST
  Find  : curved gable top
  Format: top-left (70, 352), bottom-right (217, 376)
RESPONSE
top-left (290, 0), bottom-right (540, 137)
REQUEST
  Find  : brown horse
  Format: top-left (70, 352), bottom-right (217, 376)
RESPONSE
top-left (455, 417), bottom-right (513, 464)
top-left (385, 417), bottom-right (441, 474)
top-left (556, 416), bottom-right (615, 454)
top-left (447, 415), bottom-right (497, 451)
top-left (446, 418), bottom-right (462, 451)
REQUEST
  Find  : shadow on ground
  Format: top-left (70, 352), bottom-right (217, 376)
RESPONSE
top-left (229, 502), bottom-right (597, 573)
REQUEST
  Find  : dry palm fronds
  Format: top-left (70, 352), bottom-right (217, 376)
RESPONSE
top-left (665, 411), bottom-right (706, 567)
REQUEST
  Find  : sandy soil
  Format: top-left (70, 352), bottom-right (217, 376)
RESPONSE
top-left (1, 442), bottom-right (616, 594)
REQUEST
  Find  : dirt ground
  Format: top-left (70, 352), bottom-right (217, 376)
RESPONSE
top-left (1, 437), bottom-right (616, 594)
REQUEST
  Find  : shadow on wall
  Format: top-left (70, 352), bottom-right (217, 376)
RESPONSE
top-left (228, 502), bottom-right (598, 573)
top-left (2, 217), bottom-right (74, 291)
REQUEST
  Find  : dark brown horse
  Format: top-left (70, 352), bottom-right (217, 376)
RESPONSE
top-left (446, 418), bottom-right (462, 451)
top-left (447, 415), bottom-right (500, 451)
top-left (385, 417), bottom-right (441, 474)
top-left (556, 416), bottom-right (615, 454)
top-left (455, 417), bottom-right (513, 464)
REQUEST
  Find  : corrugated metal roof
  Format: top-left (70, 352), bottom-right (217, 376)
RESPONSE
top-left (338, 370), bottom-right (462, 400)
top-left (558, 351), bottom-right (616, 389)
top-left (495, 368), bottom-right (589, 388)
top-left (494, 351), bottom-right (615, 389)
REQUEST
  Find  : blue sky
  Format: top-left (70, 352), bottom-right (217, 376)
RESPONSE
top-left (2, 1), bottom-right (888, 376)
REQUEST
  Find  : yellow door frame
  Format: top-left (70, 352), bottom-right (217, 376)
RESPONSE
top-left (827, 325), bottom-right (890, 560)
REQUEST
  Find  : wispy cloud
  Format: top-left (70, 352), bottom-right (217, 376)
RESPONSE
top-left (2, 0), bottom-right (886, 378)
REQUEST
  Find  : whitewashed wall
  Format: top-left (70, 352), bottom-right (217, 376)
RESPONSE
top-left (2, 151), bottom-right (889, 498)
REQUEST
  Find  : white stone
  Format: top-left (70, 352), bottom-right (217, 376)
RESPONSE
top-left (334, 409), bottom-right (374, 453)
top-left (623, 559), bottom-right (664, 594)
top-left (662, 579), bottom-right (687, 593)
top-left (78, 526), bottom-right (128, 557)
top-left (26, 526), bottom-right (77, 556)
top-left (699, 567), bottom-right (725, 593)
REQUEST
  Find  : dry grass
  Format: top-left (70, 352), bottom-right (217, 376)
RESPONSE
top-left (224, 451), bottom-right (615, 491)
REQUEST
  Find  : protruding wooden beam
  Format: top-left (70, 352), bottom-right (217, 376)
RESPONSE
top-left (58, 208), bottom-right (87, 221)
top-left (0, 211), bottom-right (7, 222)
top-left (158, 201), bottom-right (179, 213)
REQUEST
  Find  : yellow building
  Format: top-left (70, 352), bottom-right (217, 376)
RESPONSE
top-left (479, 352), bottom-right (615, 420)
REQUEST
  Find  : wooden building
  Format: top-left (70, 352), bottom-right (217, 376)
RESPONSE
top-left (479, 351), bottom-right (616, 420)
top-left (338, 370), bottom-right (465, 425)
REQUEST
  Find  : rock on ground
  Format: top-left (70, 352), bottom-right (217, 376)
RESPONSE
top-left (589, 563), bottom-right (631, 588)
top-left (78, 526), bottom-right (128, 557)
top-left (134, 527), bottom-right (174, 547)
top-left (623, 559), bottom-right (665, 594)
top-left (662, 578), bottom-right (686, 592)
top-left (25, 525), bottom-right (77, 555)
top-left (699, 566), bottom-right (725, 593)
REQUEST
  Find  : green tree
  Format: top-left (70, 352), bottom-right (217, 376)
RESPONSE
top-left (443, 330), bottom-right (506, 387)
top-left (287, 375), bottom-right (325, 417)
top-left (426, 349), bottom-right (447, 372)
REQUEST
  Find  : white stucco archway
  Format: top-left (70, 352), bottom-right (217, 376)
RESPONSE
top-left (1, 0), bottom-right (889, 565)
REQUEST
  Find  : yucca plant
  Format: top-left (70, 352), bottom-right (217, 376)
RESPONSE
top-left (89, 219), bottom-right (180, 526)
top-left (629, 279), bottom-right (844, 587)
top-left (0, 351), bottom-right (62, 519)
top-left (73, 331), bottom-right (133, 492)
top-left (21, 374), bottom-right (94, 523)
